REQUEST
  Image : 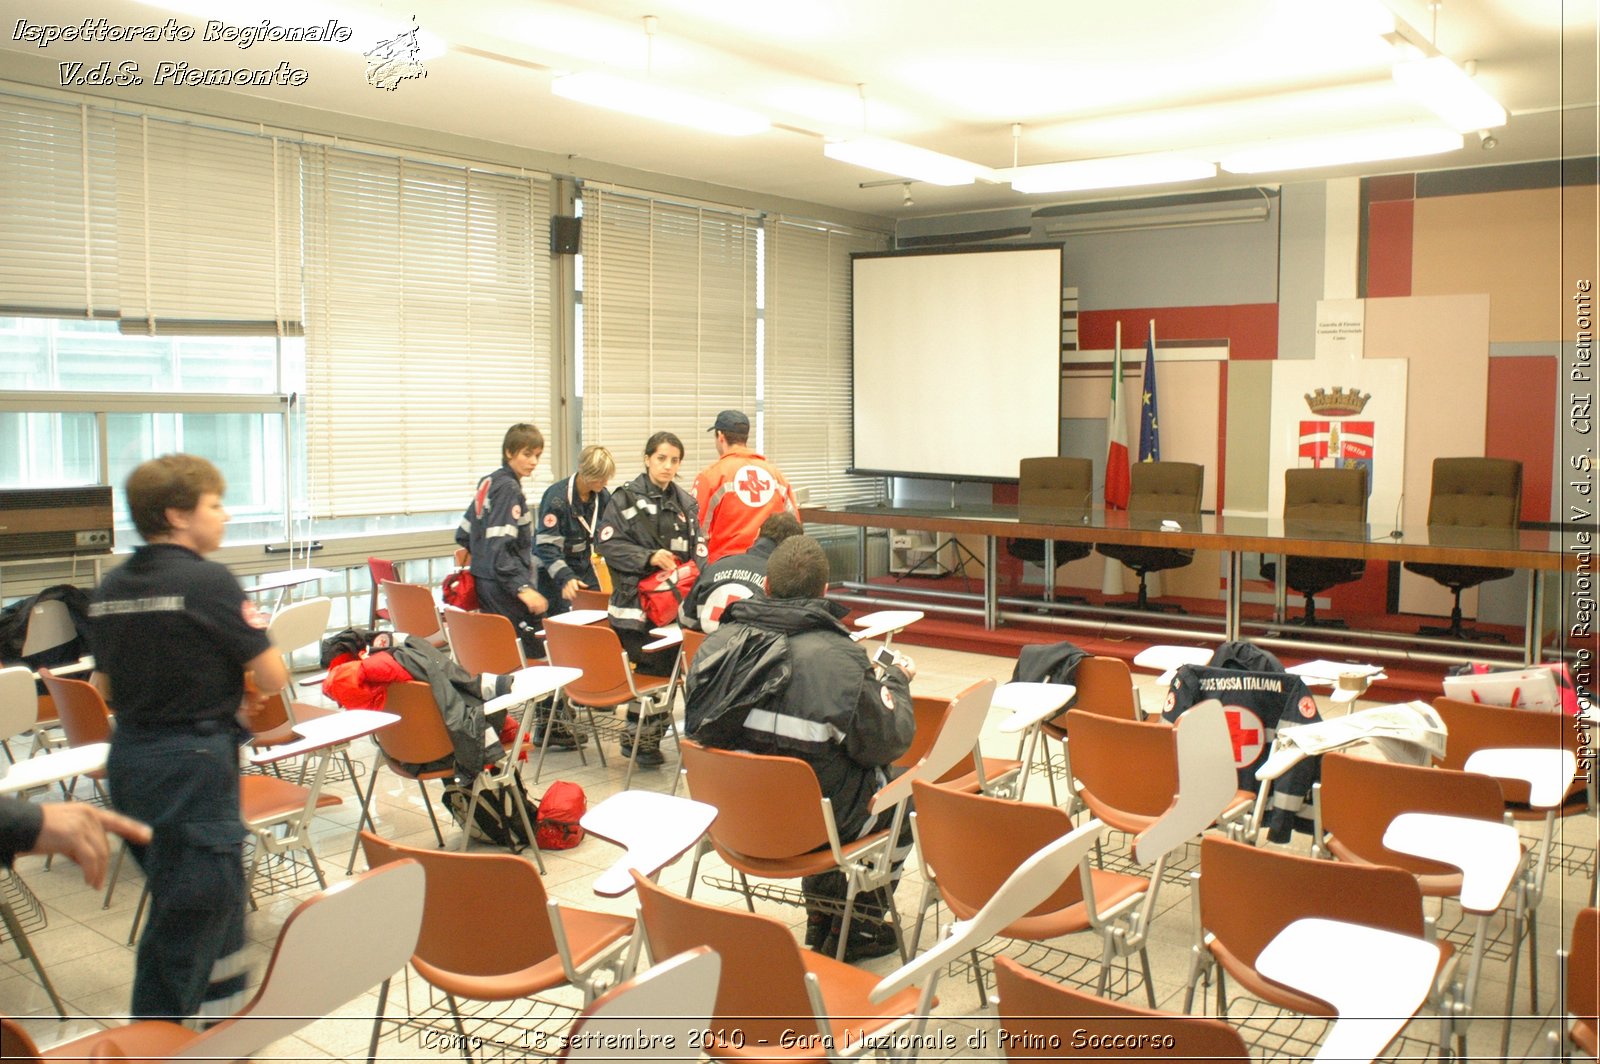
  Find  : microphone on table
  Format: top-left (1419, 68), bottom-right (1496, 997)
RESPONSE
top-left (1388, 492), bottom-right (1405, 539)
top-left (1081, 488), bottom-right (1094, 525)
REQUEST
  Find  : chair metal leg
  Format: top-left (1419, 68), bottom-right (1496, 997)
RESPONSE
top-left (446, 993), bottom-right (474, 1064)
top-left (0, 891), bottom-right (67, 1016)
top-left (102, 839), bottom-right (128, 909)
top-left (684, 837), bottom-right (707, 899)
top-left (972, 948), bottom-right (990, 1009)
top-left (367, 976), bottom-right (390, 1064)
top-left (835, 890), bottom-right (859, 962)
top-left (736, 871), bottom-right (755, 912)
top-left (127, 883), bottom-right (150, 945)
top-left (1138, 945), bottom-right (1157, 1008)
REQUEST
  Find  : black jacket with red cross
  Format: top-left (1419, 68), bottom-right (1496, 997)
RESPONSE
top-left (1163, 663), bottom-right (1322, 843)
top-left (454, 464), bottom-right (534, 597)
top-left (595, 473), bottom-right (699, 634)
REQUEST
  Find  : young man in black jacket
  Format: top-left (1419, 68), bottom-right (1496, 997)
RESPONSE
top-left (683, 534), bottom-right (916, 960)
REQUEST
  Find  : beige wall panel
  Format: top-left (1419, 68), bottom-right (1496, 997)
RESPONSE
top-left (1412, 189), bottom-right (1564, 342)
top-left (1060, 361), bottom-right (1221, 600)
top-left (1364, 293), bottom-right (1491, 617)
top-left (1224, 361), bottom-right (1274, 515)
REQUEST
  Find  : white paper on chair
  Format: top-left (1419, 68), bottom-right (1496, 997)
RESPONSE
top-left (1255, 701), bottom-right (1445, 781)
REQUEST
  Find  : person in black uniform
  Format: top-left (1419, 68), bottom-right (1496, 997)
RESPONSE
top-left (678, 511), bottom-right (802, 633)
top-left (87, 454), bottom-right (289, 1021)
top-left (535, 443), bottom-right (615, 616)
top-left (596, 430), bottom-right (699, 765)
top-left (456, 423), bottom-right (549, 658)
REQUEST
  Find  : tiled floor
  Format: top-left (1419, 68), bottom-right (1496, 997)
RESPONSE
top-left (3, 643), bottom-right (1594, 1061)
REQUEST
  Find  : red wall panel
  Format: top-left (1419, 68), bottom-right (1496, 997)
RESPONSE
top-left (1367, 199), bottom-right (1414, 298)
top-left (1077, 304), bottom-right (1278, 360)
top-left (1486, 356), bottom-right (1556, 522)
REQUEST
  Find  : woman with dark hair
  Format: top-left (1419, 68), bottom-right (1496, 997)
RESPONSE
top-left (595, 431), bottom-right (699, 764)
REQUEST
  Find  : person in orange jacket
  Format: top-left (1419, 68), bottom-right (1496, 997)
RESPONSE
top-left (692, 409), bottom-right (798, 565)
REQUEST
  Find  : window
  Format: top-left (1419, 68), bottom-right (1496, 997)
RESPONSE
top-left (578, 186), bottom-right (759, 474)
top-left (764, 218), bottom-right (889, 508)
top-left (302, 148), bottom-right (553, 519)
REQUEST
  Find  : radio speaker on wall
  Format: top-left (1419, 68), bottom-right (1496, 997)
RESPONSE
top-left (551, 216), bottom-right (581, 255)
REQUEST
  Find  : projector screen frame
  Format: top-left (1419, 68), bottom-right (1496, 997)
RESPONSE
top-left (847, 241), bottom-right (1066, 484)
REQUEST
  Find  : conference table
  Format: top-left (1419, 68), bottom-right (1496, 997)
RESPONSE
top-left (801, 502), bottom-right (1582, 666)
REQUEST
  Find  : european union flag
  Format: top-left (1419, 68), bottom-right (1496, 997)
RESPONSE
top-left (1138, 334), bottom-right (1160, 462)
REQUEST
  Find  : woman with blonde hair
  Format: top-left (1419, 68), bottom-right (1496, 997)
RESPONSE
top-left (535, 443), bottom-right (616, 617)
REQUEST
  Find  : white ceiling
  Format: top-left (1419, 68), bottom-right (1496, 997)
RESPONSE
top-left (1, 0), bottom-right (1594, 219)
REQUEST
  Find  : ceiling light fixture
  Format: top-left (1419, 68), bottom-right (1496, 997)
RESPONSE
top-left (1219, 124), bottom-right (1463, 174)
top-left (1003, 153), bottom-right (1217, 194)
top-left (823, 136), bottom-right (993, 186)
top-left (551, 71), bottom-right (771, 136)
top-left (1042, 203), bottom-right (1270, 237)
top-left (1392, 55), bottom-right (1507, 131)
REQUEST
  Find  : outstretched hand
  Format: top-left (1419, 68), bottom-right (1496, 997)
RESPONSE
top-left (30, 803), bottom-right (153, 889)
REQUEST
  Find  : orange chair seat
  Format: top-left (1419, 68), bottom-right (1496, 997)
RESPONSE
top-left (412, 908), bottom-right (633, 1001)
top-left (1574, 1019), bottom-right (1597, 1057)
top-left (940, 867), bottom-right (1146, 941)
top-left (241, 774), bottom-right (342, 821)
top-left (692, 952), bottom-right (927, 1061)
top-left (710, 829), bottom-right (891, 881)
top-left (1212, 935), bottom-right (1455, 1019)
top-left (378, 751), bottom-right (456, 782)
top-left (567, 673), bottom-right (671, 710)
top-left (1323, 834), bottom-right (1469, 898)
top-left (936, 755), bottom-right (1023, 794)
top-left (43, 1020), bottom-right (196, 1060)
top-left (1085, 789), bottom-right (1254, 837)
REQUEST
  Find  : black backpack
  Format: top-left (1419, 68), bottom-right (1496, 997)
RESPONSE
top-left (441, 776), bottom-right (535, 852)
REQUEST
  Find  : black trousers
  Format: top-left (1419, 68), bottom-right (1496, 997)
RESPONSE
top-left (107, 727), bottom-right (247, 1020)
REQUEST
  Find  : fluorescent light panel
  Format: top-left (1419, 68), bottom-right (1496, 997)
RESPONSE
top-left (823, 136), bottom-right (992, 186)
top-left (1044, 204), bottom-right (1269, 236)
top-left (1004, 153), bottom-right (1216, 194)
top-left (1393, 55), bottom-right (1508, 131)
top-left (551, 71), bottom-right (771, 136)
top-left (1220, 125), bottom-right (1463, 174)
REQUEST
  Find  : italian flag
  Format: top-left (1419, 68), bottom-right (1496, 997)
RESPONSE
top-left (1104, 329), bottom-right (1131, 509)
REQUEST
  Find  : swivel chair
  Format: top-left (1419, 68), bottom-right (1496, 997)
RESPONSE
top-left (1096, 461), bottom-right (1203, 612)
top-left (1403, 457), bottom-right (1522, 641)
top-left (1260, 466), bottom-right (1368, 627)
top-left (1007, 457), bottom-right (1093, 597)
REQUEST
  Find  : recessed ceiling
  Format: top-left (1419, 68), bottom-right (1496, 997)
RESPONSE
top-left (0, 0), bottom-right (1592, 218)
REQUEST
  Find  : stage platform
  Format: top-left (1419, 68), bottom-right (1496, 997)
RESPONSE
top-left (836, 574), bottom-right (1587, 705)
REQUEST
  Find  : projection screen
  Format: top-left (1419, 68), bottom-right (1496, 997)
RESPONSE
top-left (850, 244), bottom-right (1063, 481)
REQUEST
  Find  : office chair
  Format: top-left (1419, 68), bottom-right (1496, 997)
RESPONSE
top-left (1007, 456), bottom-right (1093, 597)
top-left (1096, 461), bottom-right (1203, 612)
top-left (1404, 457), bottom-right (1522, 641)
top-left (1259, 466), bottom-right (1368, 627)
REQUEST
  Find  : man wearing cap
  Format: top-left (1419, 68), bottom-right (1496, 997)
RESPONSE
top-left (693, 409), bottom-right (799, 565)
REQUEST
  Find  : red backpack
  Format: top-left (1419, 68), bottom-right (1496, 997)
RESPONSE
top-left (441, 567), bottom-right (478, 611)
top-left (536, 780), bottom-right (587, 850)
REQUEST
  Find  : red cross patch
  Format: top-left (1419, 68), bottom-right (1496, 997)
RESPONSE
top-left (733, 465), bottom-right (776, 507)
top-left (1222, 706), bottom-right (1265, 767)
top-left (543, 513), bottom-right (558, 528)
top-left (1298, 696), bottom-right (1318, 719)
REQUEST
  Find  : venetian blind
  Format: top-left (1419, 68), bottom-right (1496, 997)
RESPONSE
top-left (113, 114), bottom-right (302, 335)
top-left (580, 186), bottom-right (758, 478)
top-left (0, 94), bottom-right (117, 317)
top-left (302, 147), bottom-right (551, 518)
top-left (764, 219), bottom-right (888, 507)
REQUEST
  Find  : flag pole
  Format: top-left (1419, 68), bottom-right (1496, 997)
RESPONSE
top-left (1143, 318), bottom-right (1162, 599)
top-left (1103, 321), bottom-right (1126, 596)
